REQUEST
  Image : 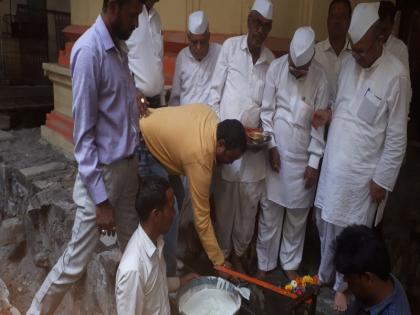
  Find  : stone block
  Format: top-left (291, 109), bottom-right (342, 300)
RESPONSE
top-left (0, 217), bottom-right (24, 246)
top-left (0, 130), bottom-right (14, 142)
top-left (19, 162), bottom-right (67, 180)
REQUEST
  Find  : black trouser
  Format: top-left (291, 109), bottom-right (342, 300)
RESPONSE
top-left (146, 95), bottom-right (161, 108)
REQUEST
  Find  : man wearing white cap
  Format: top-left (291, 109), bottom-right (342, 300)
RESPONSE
top-left (313, 2), bottom-right (411, 311)
top-left (256, 27), bottom-right (329, 281)
top-left (314, 0), bottom-right (352, 102)
top-left (126, 0), bottom-right (165, 108)
top-left (209, 0), bottom-right (274, 273)
top-left (169, 11), bottom-right (221, 105)
top-left (168, 11), bottom-right (222, 256)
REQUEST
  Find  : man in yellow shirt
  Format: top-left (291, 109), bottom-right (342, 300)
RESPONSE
top-left (139, 104), bottom-right (246, 266)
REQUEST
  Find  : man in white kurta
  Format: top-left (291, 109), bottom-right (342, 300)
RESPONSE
top-left (380, 0), bottom-right (410, 72)
top-left (116, 177), bottom-right (197, 315)
top-left (314, 0), bottom-right (352, 101)
top-left (314, 2), bottom-right (411, 312)
top-left (126, 0), bottom-right (165, 107)
top-left (169, 11), bottom-right (221, 106)
top-left (257, 27), bottom-right (329, 280)
top-left (209, 0), bottom-right (275, 272)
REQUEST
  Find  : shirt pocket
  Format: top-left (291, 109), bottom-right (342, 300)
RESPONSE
top-left (357, 89), bottom-right (382, 125)
top-left (292, 97), bottom-right (313, 129)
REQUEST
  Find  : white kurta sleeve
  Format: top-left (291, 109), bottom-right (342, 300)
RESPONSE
top-left (115, 270), bottom-right (145, 315)
top-left (373, 75), bottom-right (410, 191)
top-left (307, 75), bottom-right (329, 169)
top-left (261, 62), bottom-right (277, 149)
top-left (169, 52), bottom-right (182, 105)
top-left (208, 43), bottom-right (230, 118)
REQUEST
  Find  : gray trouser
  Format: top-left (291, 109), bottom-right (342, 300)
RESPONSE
top-left (214, 178), bottom-right (264, 257)
top-left (27, 157), bottom-right (139, 315)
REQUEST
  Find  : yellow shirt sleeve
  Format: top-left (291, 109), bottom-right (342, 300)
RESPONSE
top-left (185, 162), bottom-right (224, 266)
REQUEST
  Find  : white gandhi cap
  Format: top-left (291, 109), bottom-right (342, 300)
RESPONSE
top-left (188, 10), bottom-right (208, 35)
top-left (348, 2), bottom-right (380, 44)
top-left (251, 0), bottom-right (273, 20)
top-left (290, 26), bottom-right (315, 67)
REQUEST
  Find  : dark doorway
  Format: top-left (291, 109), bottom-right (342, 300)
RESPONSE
top-left (398, 0), bottom-right (420, 141)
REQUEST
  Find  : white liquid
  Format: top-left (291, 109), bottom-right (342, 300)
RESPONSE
top-left (180, 289), bottom-right (240, 315)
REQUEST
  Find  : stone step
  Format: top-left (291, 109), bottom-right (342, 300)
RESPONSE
top-left (19, 162), bottom-right (68, 180)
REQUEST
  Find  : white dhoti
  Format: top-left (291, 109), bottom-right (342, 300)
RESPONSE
top-left (257, 197), bottom-right (310, 271)
top-left (214, 178), bottom-right (264, 257)
top-left (27, 157), bottom-right (139, 315)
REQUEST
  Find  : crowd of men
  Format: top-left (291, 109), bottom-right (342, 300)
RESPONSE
top-left (25, 0), bottom-right (412, 314)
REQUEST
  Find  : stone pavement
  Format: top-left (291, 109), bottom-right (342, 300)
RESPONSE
top-left (0, 128), bottom-right (418, 314)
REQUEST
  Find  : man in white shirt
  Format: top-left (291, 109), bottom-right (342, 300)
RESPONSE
top-left (209, 0), bottom-right (275, 273)
top-left (257, 27), bottom-right (329, 281)
top-left (169, 11), bottom-right (222, 257)
top-left (313, 2), bottom-right (411, 312)
top-left (116, 176), bottom-right (198, 315)
top-left (380, 0), bottom-right (410, 73)
top-left (169, 10), bottom-right (221, 106)
top-left (314, 0), bottom-right (352, 101)
top-left (127, 0), bottom-right (164, 108)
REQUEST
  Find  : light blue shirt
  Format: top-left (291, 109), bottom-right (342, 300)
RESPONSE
top-left (71, 15), bottom-right (139, 205)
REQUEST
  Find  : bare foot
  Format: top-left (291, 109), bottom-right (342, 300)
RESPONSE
top-left (255, 269), bottom-right (266, 280)
top-left (284, 270), bottom-right (299, 281)
top-left (333, 291), bottom-right (348, 312)
top-left (231, 253), bottom-right (247, 275)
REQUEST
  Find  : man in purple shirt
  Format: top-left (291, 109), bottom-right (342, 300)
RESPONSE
top-left (27, 1), bottom-right (142, 314)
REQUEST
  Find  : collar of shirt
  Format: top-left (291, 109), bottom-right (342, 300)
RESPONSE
top-left (364, 275), bottom-right (398, 315)
top-left (138, 224), bottom-right (165, 259)
top-left (322, 37), bottom-right (351, 56)
top-left (241, 34), bottom-right (271, 66)
top-left (94, 15), bottom-right (117, 52)
top-left (363, 50), bottom-right (385, 73)
top-left (185, 45), bottom-right (212, 63)
top-left (143, 5), bottom-right (158, 23)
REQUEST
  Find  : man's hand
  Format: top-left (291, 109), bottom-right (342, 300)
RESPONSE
top-left (269, 147), bottom-right (280, 173)
top-left (136, 90), bottom-right (150, 118)
top-left (96, 200), bottom-right (116, 236)
top-left (370, 180), bottom-right (386, 203)
top-left (304, 166), bottom-right (318, 189)
top-left (311, 108), bottom-right (331, 129)
top-left (180, 273), bottom-right (200, 287)
top-left (216, 261), bottom-right (240, 283)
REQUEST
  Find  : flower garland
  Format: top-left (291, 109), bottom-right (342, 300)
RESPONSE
top-left (283, 275), bottom-right (318, 296)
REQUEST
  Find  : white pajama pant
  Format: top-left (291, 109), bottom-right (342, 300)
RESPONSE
top-left (27, 157), bottom-right (139, 315)
top-left (316, 206), bottom-right (377, 293)
top-left (214, 179), bottom-right (264, 257)
top-left (315, 208), bottom-right (346, 292)
top-left (257, 198), bottom-right (310, 271)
